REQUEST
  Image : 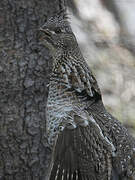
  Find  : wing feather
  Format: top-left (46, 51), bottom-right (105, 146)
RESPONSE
top-left (58, 60), bottom-right (101, 98)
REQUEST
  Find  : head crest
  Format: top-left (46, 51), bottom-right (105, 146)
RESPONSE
top-left (58, 0), bottom-right (67, 13)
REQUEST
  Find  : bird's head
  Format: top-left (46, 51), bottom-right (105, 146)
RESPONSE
top-left (39, 11), bottom-right (78, 57)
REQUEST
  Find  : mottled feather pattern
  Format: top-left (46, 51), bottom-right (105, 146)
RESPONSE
top-left (47, 55), bottom-right (115, 180)
top-left (41, 10), bottom-right (135, 180)
top-left (47, 54), bottom-right (101, 146)
top-left (52, 53), bottom-right (100, 95)
top-left (91, 110), bottom-right (135, 178)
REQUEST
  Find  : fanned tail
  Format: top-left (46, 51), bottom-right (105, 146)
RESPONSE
top-left (49, 128), bottom-right (80, 180)
top-left (49, 126), bottom-right (113, 180)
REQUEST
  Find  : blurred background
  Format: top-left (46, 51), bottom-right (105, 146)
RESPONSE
top-left (67, 0), bottom-right (135, 135)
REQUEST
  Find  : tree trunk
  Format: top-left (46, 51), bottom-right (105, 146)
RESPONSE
top-left (0, 0), bottom-right (60, 179)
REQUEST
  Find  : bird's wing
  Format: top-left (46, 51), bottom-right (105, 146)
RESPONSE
top-left (55, 57), bottom-right (101, 99)
top-left (70, 61), bottom-right (101, 98)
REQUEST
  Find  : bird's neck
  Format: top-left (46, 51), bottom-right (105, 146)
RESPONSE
top-left (53, 45), bottom-right (84, 65)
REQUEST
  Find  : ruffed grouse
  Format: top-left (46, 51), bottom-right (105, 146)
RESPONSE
top-left (40, 11), bottom-right (135, 180)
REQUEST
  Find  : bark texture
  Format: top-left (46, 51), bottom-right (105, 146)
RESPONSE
top-left (0, 0), bottom-right (59, 179)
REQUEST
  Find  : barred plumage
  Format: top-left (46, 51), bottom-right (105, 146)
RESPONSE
top-left (40, 10), bottom-right (135, 180)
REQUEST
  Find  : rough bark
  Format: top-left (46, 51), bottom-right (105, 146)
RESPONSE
top-left (0, 0), bottom-right (60, 179)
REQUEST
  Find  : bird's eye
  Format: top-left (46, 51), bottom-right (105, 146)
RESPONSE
top-left (54, 28), bottom-right (61, 34)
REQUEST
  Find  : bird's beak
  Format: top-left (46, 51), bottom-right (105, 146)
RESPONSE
top-left (38, 27), bottom-right (55, 50)
top-left (39, 27), bottom-right (51, 37)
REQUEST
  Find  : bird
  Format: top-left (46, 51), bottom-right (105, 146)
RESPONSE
top-left (39, 10), bottom-right (135, 180)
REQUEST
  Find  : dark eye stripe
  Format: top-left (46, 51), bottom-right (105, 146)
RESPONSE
top-left (55, 28), bottom-right (61, 33)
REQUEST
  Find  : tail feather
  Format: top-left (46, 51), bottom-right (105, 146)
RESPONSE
top-left (50, 168), bottom-right (90, 180)
top-left (49, 126), bottom-right (113, 180)
top-left (57, 166), bottom-right (63, 179)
